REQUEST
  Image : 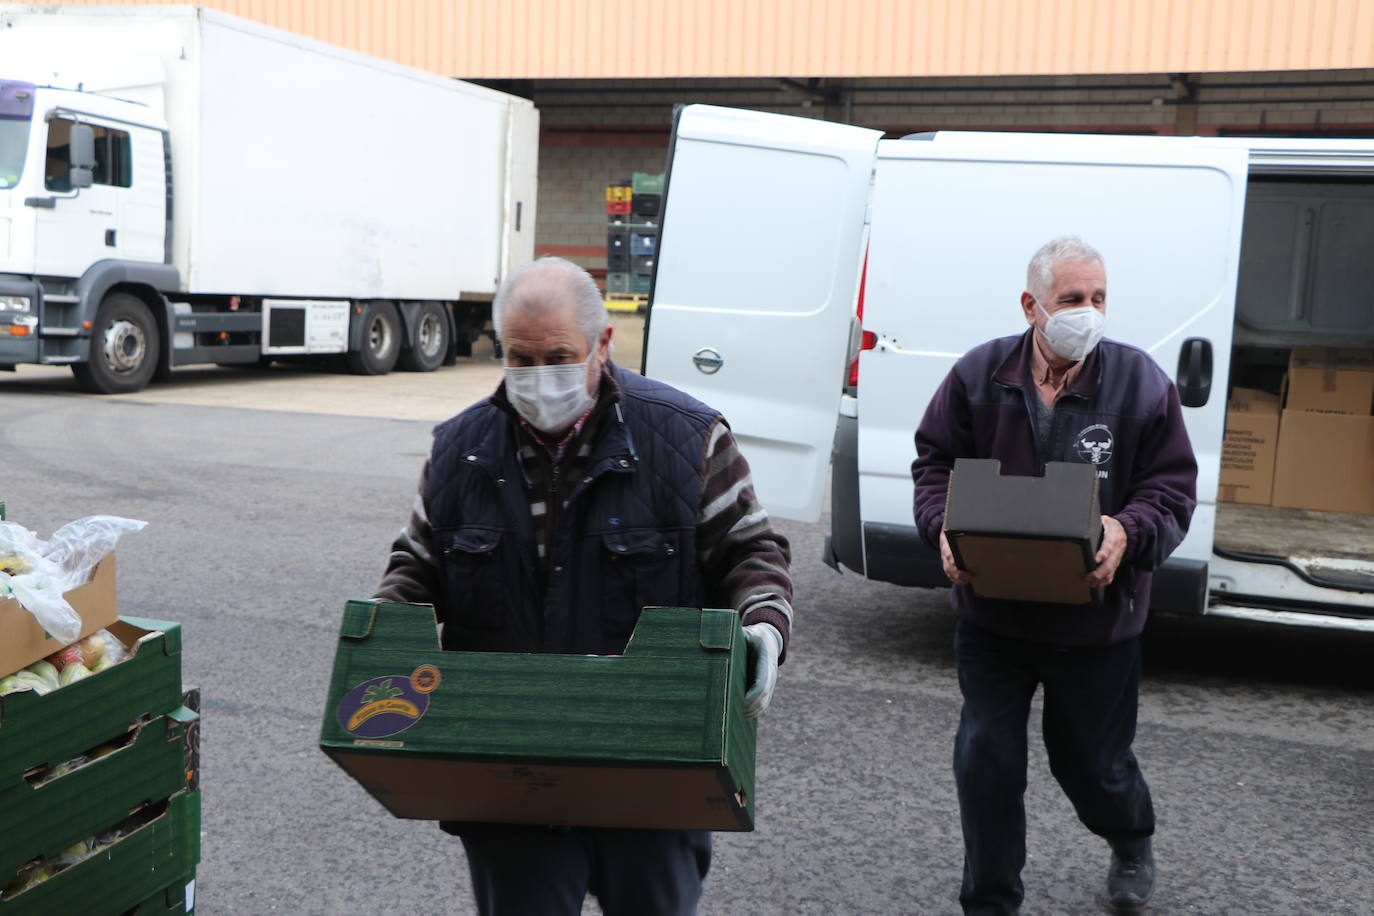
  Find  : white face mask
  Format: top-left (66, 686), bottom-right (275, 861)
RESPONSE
top-left (503, 362), bottom-right (596, 435)
top-left (1036, 300), bottom-right (1105, 362)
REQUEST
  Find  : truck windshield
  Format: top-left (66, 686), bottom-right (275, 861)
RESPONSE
top-left (0, 118), bottom-right (29, 189)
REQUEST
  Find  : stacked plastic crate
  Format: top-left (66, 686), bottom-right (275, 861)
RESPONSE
top-left (0, 602), bottom-right (200, 912)
top-left (605, 172), bottom-right (664, 311)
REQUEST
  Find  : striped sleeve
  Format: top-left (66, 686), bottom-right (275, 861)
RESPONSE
top-left (696, 419), bottom-right (795, 661)
top-left (374, 460), bottom-right (442, 605)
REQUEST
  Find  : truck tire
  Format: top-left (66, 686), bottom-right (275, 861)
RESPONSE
top-left (72, 292), bottom-right (161, 394)
top-left (398, 302), bottom-right (449, 372)
top-left (345, 301), bottom-right (400, 375)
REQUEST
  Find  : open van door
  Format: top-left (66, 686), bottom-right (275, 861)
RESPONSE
top-left (859, 133), bottom-right (1250, 608)
top-left (644, 105), bottom-right (881, 521)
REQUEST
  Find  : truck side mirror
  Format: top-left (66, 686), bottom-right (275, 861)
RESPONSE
top-left (1175, 337), bottom-right (1212, 407)
top-left (68, 123), bottom-right (95, 189)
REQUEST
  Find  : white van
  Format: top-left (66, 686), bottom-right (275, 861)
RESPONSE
top-left (644, 104), bottom-right (1374, 631)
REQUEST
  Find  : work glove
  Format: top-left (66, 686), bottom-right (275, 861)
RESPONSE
top-left (742, 622), bottom-right (782, 719)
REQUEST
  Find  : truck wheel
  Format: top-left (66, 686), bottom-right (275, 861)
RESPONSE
top-left (398, 302), bottom-right (449, 372)
top-left (345, 301), bottom-right (400, 375)
top-left (72, 293), bottom-right (161, 394)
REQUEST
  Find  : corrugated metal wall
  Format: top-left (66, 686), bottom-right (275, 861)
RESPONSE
top-left (31, 0), bottom-right (1374, 78)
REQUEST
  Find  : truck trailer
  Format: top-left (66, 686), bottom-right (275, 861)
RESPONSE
top-left (0, 4), bottom-right (538, 393)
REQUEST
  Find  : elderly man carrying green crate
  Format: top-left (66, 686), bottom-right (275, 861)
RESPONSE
top-left (374, 256), bottom-right (794, 916)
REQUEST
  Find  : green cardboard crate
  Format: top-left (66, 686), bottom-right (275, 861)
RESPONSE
top-left (320, 602), bottom-right (757, 831)
top-left (0, 790), bottom-right (200, 914)
top-left (0, 708), bottom-right (197, 878)
top-left (123, 872), bottom-right (196, 914)
top-left (0, 618), bottom-right (183, 780)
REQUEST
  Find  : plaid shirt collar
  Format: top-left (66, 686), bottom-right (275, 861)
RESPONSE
top-left (521, 404), bottom-right (595, 463)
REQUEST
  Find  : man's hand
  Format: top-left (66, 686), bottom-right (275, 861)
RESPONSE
top-left (940, 530), bottom-right (973, 585)
top-left (1085, 515), bottom-right (1127, 588)
top-left (742, 622), bottom-right (782, 719)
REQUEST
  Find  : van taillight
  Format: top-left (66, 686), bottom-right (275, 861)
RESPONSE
top-left (847, 330), bottom-right (876, 387)
top-left (846, 250), bottom-right (871, 388)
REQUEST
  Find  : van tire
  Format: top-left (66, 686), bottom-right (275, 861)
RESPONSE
top-left (398, 302), bottom-right (449, 372)
top-left (72, 292), bottom-right (160, 394)
top-left (345, 301), bottom-right (400, 375)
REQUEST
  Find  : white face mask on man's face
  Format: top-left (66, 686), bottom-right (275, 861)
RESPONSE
top-left (503, 361), bottom-right (596, 435)
top-left (1036, 300), bottom-right (1105, 362)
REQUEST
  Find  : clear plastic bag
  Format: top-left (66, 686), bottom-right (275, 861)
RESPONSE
top-left (0, 516), bottom-right (146, 644)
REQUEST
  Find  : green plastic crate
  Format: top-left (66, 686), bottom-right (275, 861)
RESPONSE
top-left (631, 172), bottom-right (665, 195)
top-left (631, 274), bottom-right (652, 295)
top-left (0, 708), bottom-right (197, 878)
top-left (0, 790), bottom-right (200, 914)
top-left (320, 602), bottom-right (756, 831)
top-left (0, 618), bottom-right (183, 781)
top-left (606, 272), bottom-right (631, 294)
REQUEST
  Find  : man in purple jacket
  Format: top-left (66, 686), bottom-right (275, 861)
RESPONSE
top-left (911, 237), bottom-right (1197, 915)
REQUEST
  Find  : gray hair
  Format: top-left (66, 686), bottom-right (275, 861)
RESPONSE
top-left (1026, 236), bottom-right (1105, 302)
top-left (492, 256), bottom-right (609, 350)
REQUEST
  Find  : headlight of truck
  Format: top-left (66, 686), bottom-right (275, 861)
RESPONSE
top-left (0, 295), bottom-right (32, 313)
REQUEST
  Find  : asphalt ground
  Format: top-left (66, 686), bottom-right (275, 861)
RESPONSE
top-left (2, 320), bottom-right (1372, 915)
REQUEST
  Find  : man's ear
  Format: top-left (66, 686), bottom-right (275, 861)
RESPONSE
top-left (598, 324), bottom-right (614, 361)
top-left (1020, 291), bottom-right (1038, 326)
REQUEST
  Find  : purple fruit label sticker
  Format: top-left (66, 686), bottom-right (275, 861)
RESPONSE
top-left (337, 666), bottom-right (439, 739)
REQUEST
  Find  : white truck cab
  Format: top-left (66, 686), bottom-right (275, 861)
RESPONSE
top-left (0, 6), bottom-right (537, 393)
top-left (645, 104), bottom-right (1374, 632)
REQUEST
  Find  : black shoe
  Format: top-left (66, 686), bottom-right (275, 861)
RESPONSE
top-left (1106, 843), bottom-right (1155, 913)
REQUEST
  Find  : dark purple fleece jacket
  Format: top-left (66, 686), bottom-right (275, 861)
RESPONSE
top-left (911, 329), bottom-right (1198, 646)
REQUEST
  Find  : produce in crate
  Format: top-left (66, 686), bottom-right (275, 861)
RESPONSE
top-left (47, 644), bottom-right (84, 671)
top-left (0, 629), bottom-right (130, 696)
top-left (1, 800), bottom-right (167, 900)
top-left (0, 554), bottom-right (32, 575)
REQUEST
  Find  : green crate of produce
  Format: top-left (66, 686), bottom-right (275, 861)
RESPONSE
top-left (0, 790), bottom-right (200, 913)
top-left (631, 172), bottom-right (665, 195)
top-left (320, 602), bottom-right (756, 831)
top-left (0, 708), bottom-right (197, 879)
top-left (123, 871), bottom-right (197, 914)
top-left (606, 272), bottom-right (631, 294)
top-left (0, 619), bottom-right (183, 781)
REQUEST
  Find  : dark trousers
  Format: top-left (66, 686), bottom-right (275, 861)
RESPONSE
top-left (459, 827), bottom-right (711, 916)
top-left (953, 621), bottom-right (1154, 916)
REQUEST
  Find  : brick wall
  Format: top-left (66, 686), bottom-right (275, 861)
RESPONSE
top-left (534, 140), bottom-right (672, 272)
top-left (516, 71), bottom-right (1374, 279)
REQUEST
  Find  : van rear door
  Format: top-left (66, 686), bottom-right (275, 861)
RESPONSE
top-left (644, 105), bottom-right (880, 521)
top-left (859, 133), bottom-right (1250, 607)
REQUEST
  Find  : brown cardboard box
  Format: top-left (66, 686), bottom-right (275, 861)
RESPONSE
top-left (1271, 411), bottom-right (1374, 515)
top-left (944, 459), bottom-right (1103, 605)
top-left (1286, 347), bottom-right (1374, 415)
top-left (1219, 388), bottom-right (1280, 505)
top-left (0, 553), bottom-right (119, 677)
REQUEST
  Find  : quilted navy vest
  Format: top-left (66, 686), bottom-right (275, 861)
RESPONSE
top-left (426, 362), bottom-right (719, 655)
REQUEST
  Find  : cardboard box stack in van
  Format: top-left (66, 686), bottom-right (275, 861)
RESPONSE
top-left (943, 459), bottom-right (1104, 606)
top-left (0, 511), bottom-right (200, 912)
top-left (1271, 348), bottom-right (1374, 515)
top-left (1219, 388), bottom-right (1281, 505)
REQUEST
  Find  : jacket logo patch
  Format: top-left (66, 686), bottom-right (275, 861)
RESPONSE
top-left (1075, 424), bottom-right (1114, 465)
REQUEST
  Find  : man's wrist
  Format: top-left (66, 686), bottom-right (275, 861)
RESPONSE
top-left (741, 607), bottom-right (790, 662)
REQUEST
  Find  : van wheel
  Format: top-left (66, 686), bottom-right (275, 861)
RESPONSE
top-left (72, 292), bottom-right (160, 394)
top-left (345, 301), bottom-right (400, 375)
top-left (398, 302), bottom-right (449, 372)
